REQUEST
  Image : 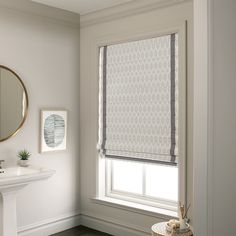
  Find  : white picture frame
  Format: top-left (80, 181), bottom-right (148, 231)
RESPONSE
top-left (40, 110), bottom-right (67, 153)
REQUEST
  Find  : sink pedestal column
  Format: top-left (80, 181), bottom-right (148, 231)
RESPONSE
top-left (0, 185), bottom-right (26, 236)
top-left (0, 167), bottom-right (55, 236)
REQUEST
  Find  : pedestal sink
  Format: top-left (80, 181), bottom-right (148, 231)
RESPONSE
top-left (0, 166), bottom-right (55, 236)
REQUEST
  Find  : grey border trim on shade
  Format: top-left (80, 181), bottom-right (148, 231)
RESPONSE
top-left (100, 46), bottom-right (107, 152)
top-left (170, 33), bottom-right (176, 163)
top-left (105, 155), bottom-right (177, 166)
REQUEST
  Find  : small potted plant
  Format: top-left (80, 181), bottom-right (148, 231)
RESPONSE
top-left (17, 149), bottom-right (31, 167)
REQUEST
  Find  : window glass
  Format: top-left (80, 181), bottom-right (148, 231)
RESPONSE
top-left (145, 163), bottom-right (178, 201)
top-left (112, 159), bottom-right (143, 194)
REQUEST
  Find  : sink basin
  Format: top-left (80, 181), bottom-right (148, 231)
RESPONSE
top-left (0, 166), bottom-right (55, 189)
top-left (0, 166), bottom-right (55, 236)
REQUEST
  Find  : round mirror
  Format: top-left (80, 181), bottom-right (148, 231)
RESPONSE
top-left (0, 65), bottom-right (28, 141)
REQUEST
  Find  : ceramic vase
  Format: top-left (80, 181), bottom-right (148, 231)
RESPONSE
top-left (19, 159), bottom-right (29, 167)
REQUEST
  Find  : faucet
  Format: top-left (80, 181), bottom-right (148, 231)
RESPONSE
top-left (0, 160), bottom-right (5, 173)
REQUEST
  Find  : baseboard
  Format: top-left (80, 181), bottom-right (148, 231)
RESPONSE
top-left (80, 212), bottom-right (151, 236)
top-left (17, 211), bottom-right (80, 236)
top-left (17, 211), bottom-right (152, 236)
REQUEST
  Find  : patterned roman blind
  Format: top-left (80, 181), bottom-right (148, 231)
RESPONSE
top-left (98, 33), bottom-right (178, 165)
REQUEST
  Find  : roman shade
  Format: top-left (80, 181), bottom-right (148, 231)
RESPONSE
top-left (98, 33), bottom-right (178, 165)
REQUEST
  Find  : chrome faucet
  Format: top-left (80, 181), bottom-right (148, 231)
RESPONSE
top-left (0, 160), bottom-right (5, 173)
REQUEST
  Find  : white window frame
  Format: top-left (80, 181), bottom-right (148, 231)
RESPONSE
top-left (96, 22), bottom-right (187, 215)
top-left (105, 159), bottom-right (178, 212)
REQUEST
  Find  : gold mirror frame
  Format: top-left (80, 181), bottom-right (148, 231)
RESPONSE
top-left (0, 65), bottom-right (28, 142)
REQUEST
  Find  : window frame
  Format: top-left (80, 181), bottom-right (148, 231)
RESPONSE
top-left (96, 22), bottom-right (187, 215)
top-left (105, 158), bottom-right (179, 212)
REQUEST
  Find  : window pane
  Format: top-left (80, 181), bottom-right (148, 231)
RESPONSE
top-left (112, 159), bottom-right (143, 194)
top-left (145, 163), bottom-right (178, 201)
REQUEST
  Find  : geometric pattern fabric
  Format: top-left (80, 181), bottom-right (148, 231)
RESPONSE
top-left (98, 33), bottom-right (178, 165)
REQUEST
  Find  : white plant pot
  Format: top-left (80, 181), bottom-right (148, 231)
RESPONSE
top-left (18, 159), bottom-right (29, 167)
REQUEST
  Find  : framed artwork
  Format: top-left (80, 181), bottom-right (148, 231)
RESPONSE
top-left (40, 110), bottom-right (67, 153)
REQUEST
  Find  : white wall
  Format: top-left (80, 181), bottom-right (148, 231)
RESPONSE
top-left (0, 2), bottom-right (80, 235)
top-left (212, 0), bottom-right (236, 235)
top-left (80, 2), bottom-right (193, 235)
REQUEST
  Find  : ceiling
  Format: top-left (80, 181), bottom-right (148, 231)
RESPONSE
top-left (30, 0), bottom-right (135, 15)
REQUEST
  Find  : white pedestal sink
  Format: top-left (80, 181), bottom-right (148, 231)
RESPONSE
top-left (0, 166), bottom-right (55, 236)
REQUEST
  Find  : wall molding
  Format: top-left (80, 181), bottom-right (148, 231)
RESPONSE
top-left (207, 1), bottom-right (214, 235)
top-left (17, 210), bottom-right (161, 236)
top-left (193, 0), bottom-right (213, 235)
top-left (0, 0), bottom-right (80, 27)
top-left (0, 0), bottom-right (192, 28)
top-left (17, 210), bottom-right (156, 236)
top-left (80, 0), bottom-right (192, 28)
top-left (17, 211), bottom-right (80, 236)
top-left (80, 212), bottom-right (151, 236)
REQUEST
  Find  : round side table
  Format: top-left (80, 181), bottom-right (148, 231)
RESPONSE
top-left (151, 222), bottom-right (193, 236)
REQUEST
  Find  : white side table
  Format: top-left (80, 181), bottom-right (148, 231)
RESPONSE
top-left (151, 222), bottom-right (193, 236)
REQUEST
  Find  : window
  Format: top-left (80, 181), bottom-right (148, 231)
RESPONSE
top-left (97, 30), bottom-right (186, 213)
top-left (106, 159), bottom-right (178, 211)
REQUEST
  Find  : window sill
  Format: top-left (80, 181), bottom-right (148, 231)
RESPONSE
top-left (91, 196), bottom-right (178, 219)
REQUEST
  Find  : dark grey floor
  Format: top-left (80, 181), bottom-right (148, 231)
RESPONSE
top-left (51, 226), bottom-right (112, 236)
